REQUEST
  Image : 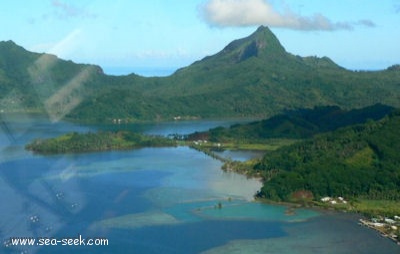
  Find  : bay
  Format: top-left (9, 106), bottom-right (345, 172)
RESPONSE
top-left (0, 114), bottom-right (398, 253)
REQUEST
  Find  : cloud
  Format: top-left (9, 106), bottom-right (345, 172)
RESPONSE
top-left (201, 0), bottom-right (375, 31)
top-left (51, 0), bottom-right (96, 19)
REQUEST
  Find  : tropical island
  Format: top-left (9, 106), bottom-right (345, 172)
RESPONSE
top-left (24, 106), bottom-right (400, 243)
top-left (25, 131), bottom-right (176, 154)
top-left (7, 25), bottom-right (400, 245)
top-left (26, 106), bottom-right (400, 213)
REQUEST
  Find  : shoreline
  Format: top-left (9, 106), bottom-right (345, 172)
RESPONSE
top-left (359, 219), bottom-right (400, 245)
top-left (257, 197), bottom-right (400, 246)
top-left (19, 122), bottom-right (400, 247)
top-left (193, 146), bottom-right (400, 247)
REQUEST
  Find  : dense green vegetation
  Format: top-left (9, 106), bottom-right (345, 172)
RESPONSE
top-left (187, 104), bottom-right (394, 142)
top-left (25, 131), bottom-right (176, 154)
top-left (1, 26), bottom-right (400, 122)
top-left (0, 41), bottom-right (106, 115)
top-left (254, 111), bottom-right (400, 202)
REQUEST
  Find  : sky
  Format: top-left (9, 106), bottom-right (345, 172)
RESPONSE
top-left (1, 0), bottom-right (399, 76)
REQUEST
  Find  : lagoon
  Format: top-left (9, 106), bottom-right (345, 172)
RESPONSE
top-left (0, 114), bottom-right (399, 253)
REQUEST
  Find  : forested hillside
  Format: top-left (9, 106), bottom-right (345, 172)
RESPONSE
top-left (255, 111), bottom-right (400, 201)
top-left (25, 131), bottom-right (176, 154)
top-left (187, 104), bottom-right (395, 142)
top-left (1, 26), bottom-right (400, 122)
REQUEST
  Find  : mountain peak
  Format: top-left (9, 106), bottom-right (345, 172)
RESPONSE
top-left (218, 26), bottom-right (286, 63)
top-left (253, 25), bottom-right (275, 37)
top-left (249, 26), bottom-right (286, 53)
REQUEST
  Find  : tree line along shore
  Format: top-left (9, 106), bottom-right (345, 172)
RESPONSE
top-left (25, 107), bottom-right (400, 243)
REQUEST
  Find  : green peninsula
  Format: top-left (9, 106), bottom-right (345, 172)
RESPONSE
top-left (185, 106), bottom-right (400, 219)
top-left (25, 131), bottom-right (176, 154)
top-left (255, 111), bottom-right (400, 210)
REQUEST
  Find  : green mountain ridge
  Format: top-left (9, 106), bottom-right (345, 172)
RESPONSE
top-left (188, 103), bottom-right (395, 142)
top-left (0, 40), bottom-right (105, 118)
top-left (1, 26), bottom-right (400, 122)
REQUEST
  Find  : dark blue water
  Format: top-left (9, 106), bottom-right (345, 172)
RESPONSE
top-left (1, 115), bottom-right (399, 254)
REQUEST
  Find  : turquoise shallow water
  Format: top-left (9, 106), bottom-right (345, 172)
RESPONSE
top-left (198, 202), bottom-right (318, 222)
top-left (1, 115), bottom-right (399, 253)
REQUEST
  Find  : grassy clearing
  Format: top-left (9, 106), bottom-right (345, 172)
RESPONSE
top-left (345, 146), bottom-right (375, 168)
top-left (186, 138), bottom-right (299, 152)
top-left (352, 199), bottom-right (400, 217)
top-left (226, 139), bottom-right (299, 151)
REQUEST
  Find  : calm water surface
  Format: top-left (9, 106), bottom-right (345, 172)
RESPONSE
top-left (0, 114), bottom-right (398, 253)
